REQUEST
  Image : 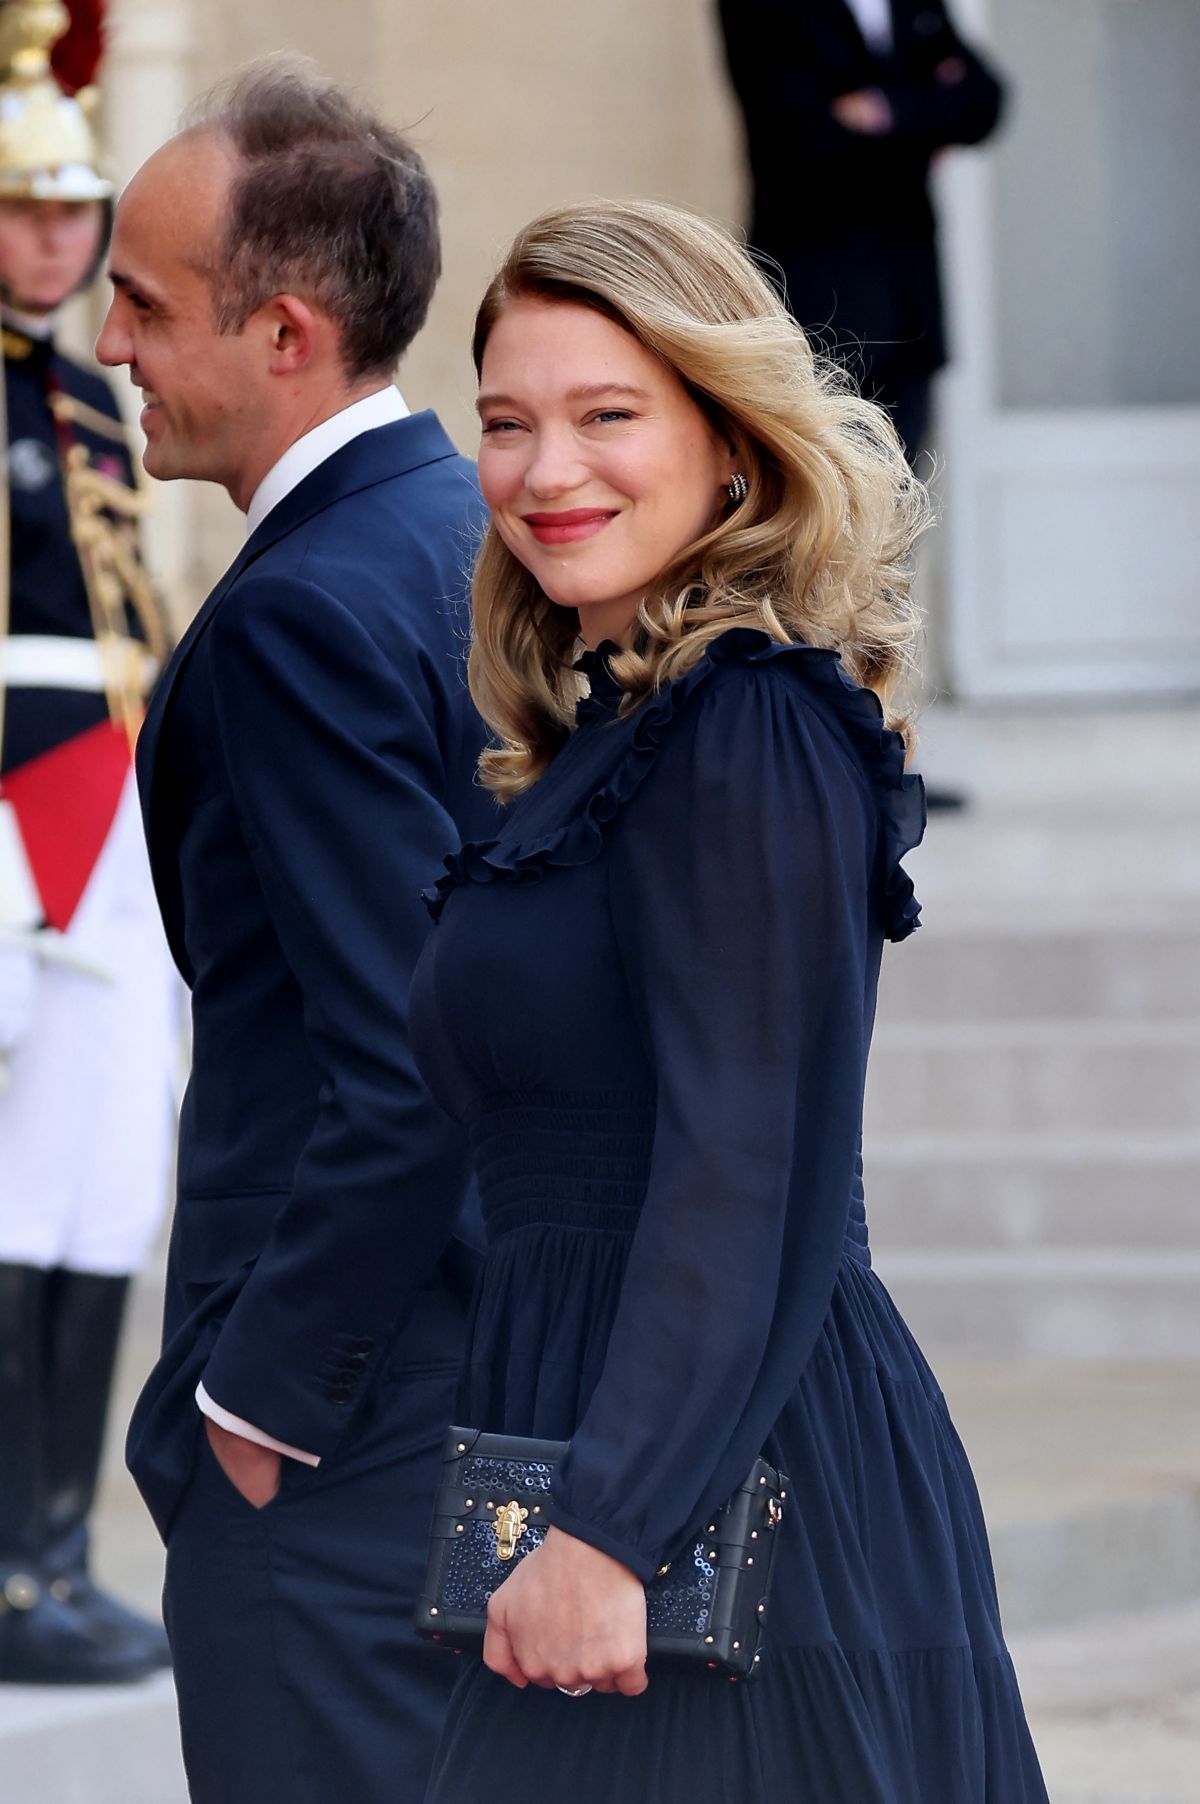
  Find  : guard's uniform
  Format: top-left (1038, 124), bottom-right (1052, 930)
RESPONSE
top-left (0, 0), bottom-right (176, 1687)
top-left (0, 321), bottom-right (175, 1274)
top-left (0, 315), bottom-right (177, 1684)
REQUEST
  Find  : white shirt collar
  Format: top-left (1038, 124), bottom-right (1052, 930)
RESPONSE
top-left (845, 0), bottom-right (892, 52)
top-left (2, 304), bottom-right (58, 341)
top-left (245, 385), bottom-right (410, 537)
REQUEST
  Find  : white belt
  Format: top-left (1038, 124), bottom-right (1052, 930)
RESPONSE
top-left (0, 635), bottom-right (159, 693)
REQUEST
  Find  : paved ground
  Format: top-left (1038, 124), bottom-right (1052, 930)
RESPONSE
top-left (1015, 1602), bottom-right (1200, 1804)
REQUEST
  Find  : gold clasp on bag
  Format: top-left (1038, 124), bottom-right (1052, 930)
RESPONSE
top-left (493, 1500), bottom-right (529, 1562)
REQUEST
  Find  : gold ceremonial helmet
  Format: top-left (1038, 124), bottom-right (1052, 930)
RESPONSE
top-left (0, 3), bottom-right (168, 759)
top-left (0, 0), bottom-right (111, 201)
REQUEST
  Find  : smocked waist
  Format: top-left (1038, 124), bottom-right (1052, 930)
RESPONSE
top-left (470, 1092), bottom-right (656, 1239)
top-left (469, 1091), bottom-right (872, 1266)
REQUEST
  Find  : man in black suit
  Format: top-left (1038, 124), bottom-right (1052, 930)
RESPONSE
top-left (97, 62), bottom-right (493, 1803)
top-left (718, 0), bottom-right (1004, 462)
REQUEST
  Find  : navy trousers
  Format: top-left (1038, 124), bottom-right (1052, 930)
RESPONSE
top-left (164, 1355), bottom-right (459, 1804)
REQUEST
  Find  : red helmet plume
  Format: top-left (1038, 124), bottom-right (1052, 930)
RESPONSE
top-left (49, 0), bottom-right (105, 98)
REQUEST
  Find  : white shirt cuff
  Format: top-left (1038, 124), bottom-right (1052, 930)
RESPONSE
top-left (196, 1381), bottom-right (321, 1467)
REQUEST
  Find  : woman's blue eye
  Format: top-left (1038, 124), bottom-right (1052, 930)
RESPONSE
top-left (481, 419), bottom-right (521, 435)
top-left (592, 410), bottom-right (631, 424)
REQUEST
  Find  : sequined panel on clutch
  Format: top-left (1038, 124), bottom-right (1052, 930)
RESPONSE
top-left (460, 1456), bottom-right (555, 1495)
top-left (645, 1542), bottom-right (716, 1637)
top-left (443, 1520), bottom-right (548, 1612)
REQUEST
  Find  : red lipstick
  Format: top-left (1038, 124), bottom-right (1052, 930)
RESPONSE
top-left (523, 509), bottom-right (617, 546)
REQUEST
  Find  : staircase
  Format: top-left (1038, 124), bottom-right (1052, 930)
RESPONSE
top-left (866, 701), bottom-right (1200, 1802)
top-left (867, 925), bottom-right (1200, 1359)
top-left (865, 703), bottom-right (1200, 1363)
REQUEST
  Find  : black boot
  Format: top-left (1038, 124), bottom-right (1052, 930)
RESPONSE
top-left (40, 1268), bottom-right (171, 1670)
top-left (0, 1261), bottom-right (161, 1684)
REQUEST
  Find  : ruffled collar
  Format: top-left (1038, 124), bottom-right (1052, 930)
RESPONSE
top-left (427, 628), bottom-right (925, 941)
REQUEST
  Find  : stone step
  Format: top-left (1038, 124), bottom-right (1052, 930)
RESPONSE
top-left (1012, 1595), bottom-right (1200, 1717)
top-left (904, 818), bottom-right (1200, 922)
top-left (993, 1481), bottom-right (1200, 1638)
top-left (881, 1252), bottom-right (1200, 1358)
top-left (865, 1019), bottom-right (1200, 1133)
top-left (910, 702), bottom-right (1199, 812)
top-left (1012, 1599), bottom-right (1200, 1804)
top-left (865, 1133), bottom-right (1200, 1251)
top-left (945, 1358), bottom-right (1200, 1619)
top-left (878, 925), bottom-right (1200, 1022)
top-left (0, 1674), bottom-right (186, 1804)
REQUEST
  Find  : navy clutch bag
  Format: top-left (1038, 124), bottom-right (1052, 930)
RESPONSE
top-left (415, 1426), bottom-right (788, 1680)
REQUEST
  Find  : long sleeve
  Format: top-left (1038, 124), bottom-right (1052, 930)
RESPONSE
top-left (197, 573), bottom-right (471, 1457)
top-left (195, 1382), bottom-right (319, 1467)
top-left (547, 666), bottom-right (880, 1580)
top-left (882, 49), bottom-right (1004, 150)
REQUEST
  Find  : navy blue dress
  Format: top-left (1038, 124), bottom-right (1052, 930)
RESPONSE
top-left (411, 629), bottom-right (1047, 1803)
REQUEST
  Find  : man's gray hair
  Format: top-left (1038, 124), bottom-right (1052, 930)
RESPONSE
top-left (184, 59), bottom-right (440, 380)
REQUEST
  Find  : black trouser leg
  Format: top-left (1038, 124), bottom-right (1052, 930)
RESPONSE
top-left (166, 1362), bottom-right (461, 1803)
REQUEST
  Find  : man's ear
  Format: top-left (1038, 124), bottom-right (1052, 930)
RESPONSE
top-left (262, 294), bottom-right (319, 374)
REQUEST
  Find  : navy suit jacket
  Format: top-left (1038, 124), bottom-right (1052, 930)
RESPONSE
top-left (127, 412), bottom-right (493, 1537)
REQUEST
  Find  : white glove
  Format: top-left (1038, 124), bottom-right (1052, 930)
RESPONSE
top-left (0, 942), bottom-right (38, 1057)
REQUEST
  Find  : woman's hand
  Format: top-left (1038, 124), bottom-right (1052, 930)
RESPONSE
top-left (484, 1525), bottom-right (648, 1697)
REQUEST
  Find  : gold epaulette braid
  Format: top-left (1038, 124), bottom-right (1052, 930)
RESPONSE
top-left (0, 327), bottom-right (33, 362)
top-left (48, 389), bottom-right (135, 447)
top-left (53, 416), bottom-right (169, 750)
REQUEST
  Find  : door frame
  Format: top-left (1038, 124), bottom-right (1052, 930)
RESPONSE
top-left (935, 0), bottom-right (1200, 702)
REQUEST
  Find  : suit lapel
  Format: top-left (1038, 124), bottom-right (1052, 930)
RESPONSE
top-left (137, 411), bottom-right (459, 819)
top-left (136, 409), bottom-right (461, 909)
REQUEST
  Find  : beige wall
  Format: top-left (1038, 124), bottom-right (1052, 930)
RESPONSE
top-left (109, 0), bottom-right (748, 605)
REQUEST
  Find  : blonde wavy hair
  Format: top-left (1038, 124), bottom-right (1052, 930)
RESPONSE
top-left (470, 199), bottom-right (928, 800)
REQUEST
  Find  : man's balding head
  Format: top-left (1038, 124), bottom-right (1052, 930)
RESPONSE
top-left (115, 127), bottom-right (237, 291)
top-left (181, 59), bottom-right (441, 380)
top-left (96, 61), bottom-right (440, 509)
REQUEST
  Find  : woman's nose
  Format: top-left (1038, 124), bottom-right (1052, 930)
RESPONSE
top-left (524, 430), bottom-right (589, 499)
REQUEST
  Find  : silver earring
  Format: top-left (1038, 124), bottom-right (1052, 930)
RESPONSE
top-left (727, 472), bottom-right (748, 505)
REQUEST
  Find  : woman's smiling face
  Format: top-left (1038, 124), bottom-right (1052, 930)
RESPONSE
top-left (476, 297), bottom-right (735, 647)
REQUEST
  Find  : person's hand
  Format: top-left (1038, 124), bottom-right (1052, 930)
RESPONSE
top-left (831, 87), bottom-right (895, 135)
top-left (205, 1418), bottom-right (283, 1508)
top-left (0, 944), bottom-right (38, 1058)
top-left (484, 1525), bottom-right (648, 1696)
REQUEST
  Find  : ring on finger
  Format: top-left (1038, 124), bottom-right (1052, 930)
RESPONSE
top-left (556, 1682), bottom-right (593, 1698)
